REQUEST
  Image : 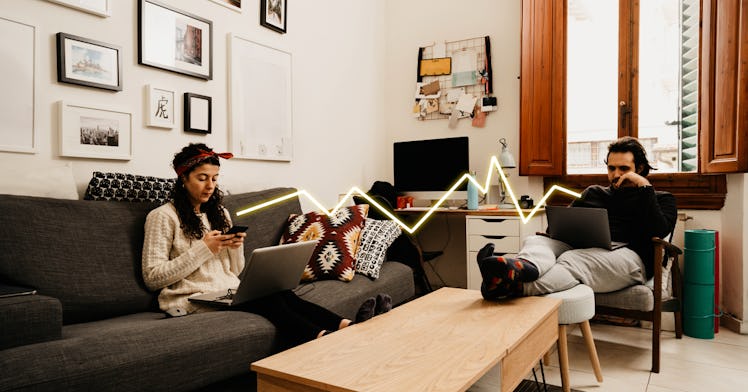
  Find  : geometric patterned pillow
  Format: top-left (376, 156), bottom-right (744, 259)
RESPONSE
top-left (83, 172), bottom-right (175, 204)
top-left (355, 218), bottom-right (402, 279)
top-left (281, 205), bottom-right (369, 282)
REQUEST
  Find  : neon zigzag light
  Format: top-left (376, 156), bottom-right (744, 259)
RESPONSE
top-left (235, 156), bottom-right (582, 234)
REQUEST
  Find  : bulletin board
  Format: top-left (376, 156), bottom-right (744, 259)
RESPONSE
top-left (416, 36), bottom-right (492, 121)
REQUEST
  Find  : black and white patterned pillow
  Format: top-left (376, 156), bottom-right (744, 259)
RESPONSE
top-left (355, 218), bottom-right (402, 279)
top-left (83, 172), bottom-right (175, 204)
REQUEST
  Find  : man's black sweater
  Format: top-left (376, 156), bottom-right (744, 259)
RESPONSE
top-left (571, 185), bottom-right (678, 279)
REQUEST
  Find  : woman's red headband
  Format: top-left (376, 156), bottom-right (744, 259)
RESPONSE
top-left (174, 149), bottom-right (233, 177)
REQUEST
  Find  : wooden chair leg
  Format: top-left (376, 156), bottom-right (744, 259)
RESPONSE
top-left (557, 325), bottom-right (570, 392)
top-left (675, 311), bottom-right (683, 339)
top-left (579, 320), bottom-right (603, 382)
top-left (652, 313), bottom-right (661, 373)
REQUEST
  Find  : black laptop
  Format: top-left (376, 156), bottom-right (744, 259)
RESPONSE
top-left (545, 205), bottom-right (628, 250)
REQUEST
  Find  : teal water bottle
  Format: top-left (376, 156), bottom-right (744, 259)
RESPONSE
top-left (467, 171), bottom-right (478, 210)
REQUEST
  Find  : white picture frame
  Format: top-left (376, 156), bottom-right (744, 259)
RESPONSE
top-left (58, 101), bottom-right (132, 160)
top-left (145, 85), bottom-right (175, 128)
top-left (0, 17), bottom-right (36, 154)
top-left (211, 0), bottom-right (241, 13)
top-left (229, 34), bottom-right (293, 161)
top-left (46, 0), bottom-right (111, 17)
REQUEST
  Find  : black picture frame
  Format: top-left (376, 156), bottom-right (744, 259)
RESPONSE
top-left (260, 0), bottom-right (286, 34)
top-left (56, 32), bottom-right (122, 91)
top-left (184, 93), bottom-right (211, 134)
top-left (138, 0), bottom-right (213, 80)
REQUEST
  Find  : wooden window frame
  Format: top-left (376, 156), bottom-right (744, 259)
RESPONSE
top-left (521, 0), bottom-right (735, 210)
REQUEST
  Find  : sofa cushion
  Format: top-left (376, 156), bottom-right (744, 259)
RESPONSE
top-left (294, 261), bottom-right (415, 320)
top-left (355, 218), bottom-right (402, 279)
top-left (0, 195), bottom-right (159, 324)
top-left (0, 295), bottom-right (62, 350)
top-left (83, 171), bottom-right (175, 203)
top-left (281, 205), bottom-right (369, 282)
top-left (222, 187), bottom-right (302, 255)
top-left (0, 311), bottom-right (277, 391)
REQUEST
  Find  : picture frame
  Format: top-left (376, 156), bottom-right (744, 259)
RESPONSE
top-left (184, 93), bottom-right (211, 134)
top-left (260, 0), bottom-right (286, 34)
top-left (145, 85), bottom-right (175, 129)
top-left (46, 0), bottom-right (111, 17)
top-left (210, 0), bottom-right (241, 13)
top-left (56, 32), bottom-right (122, 91)
top-left (0, 17), bottom-right (36, 154)
top-left (138, 0), bottom-right (213, 80)
top-left (229, 35), bottom-right (292, 161)
top-left (58, 101), bottom-right (132, 160)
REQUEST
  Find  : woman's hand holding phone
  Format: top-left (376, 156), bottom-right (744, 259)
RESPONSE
top-left (204, 227), bottom-right (246, 254)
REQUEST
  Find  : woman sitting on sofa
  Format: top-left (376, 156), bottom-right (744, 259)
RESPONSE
top-left (142, 143), bottom-right (388, 345)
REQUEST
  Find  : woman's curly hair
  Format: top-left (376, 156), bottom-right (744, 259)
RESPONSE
top-left (170, 143), bottom-right (231, 240)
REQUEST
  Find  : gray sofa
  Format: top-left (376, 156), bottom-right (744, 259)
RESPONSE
top-left (0, 187), bottom-right (415, 391)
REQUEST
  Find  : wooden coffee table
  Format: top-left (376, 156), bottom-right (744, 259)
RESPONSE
top-left (251, 287), bottom-right (560, 392)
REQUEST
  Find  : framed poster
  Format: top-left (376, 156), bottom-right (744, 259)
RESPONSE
top-left (58, 101), bottom-right (132, 160)
top-left (260, 0), bottom-right (286, 34)
top-left (138, 0), bottom-right (212, 80)
top-left (46, 0), bottom-right (111, 17)
top-left (56, 32), bottom-right (122, 91)
top-left (0, 17), bottom-right (35, 154)
top-left (229, 35), bottom-right (292, 161)
top-left (211, 0), bottom-right (241, 13)
top-left (184, 93), bottom-right (211, 134)
top-left (145, 85), bottom-right (175, 128)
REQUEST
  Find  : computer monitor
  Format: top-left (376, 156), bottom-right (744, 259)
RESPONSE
top-left (393, 137), bottom-right (469, 201)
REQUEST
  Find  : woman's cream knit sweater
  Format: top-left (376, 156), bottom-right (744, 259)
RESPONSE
top-left (142, 202), bottom-right (244, 316)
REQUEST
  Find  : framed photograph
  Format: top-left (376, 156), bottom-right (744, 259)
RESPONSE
top-left (211, 0), bottom-right (241, 13)
top-left (46, 0), bottom-right (111, 17)
top-left (260, 0), bottom-right (286, 34)
top-left (56, 32), bottom-right (122, 91)
top-left (229, 35), bottom-right (292, 161)
top-left (145, 85), bottom-right (175, 128)
top-left (184, 93), bottom-right (211, 134)
top-left (138, 0), bottom-right (212, 80)
top-left (58, 101), bottom-right (132, 160)
top-left (0, 17), bottom-right (36, 154)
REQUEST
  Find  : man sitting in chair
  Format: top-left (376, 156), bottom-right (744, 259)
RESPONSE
top-left (478, 136), bottom-right (678, 298)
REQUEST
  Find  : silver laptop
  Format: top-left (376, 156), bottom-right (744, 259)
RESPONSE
top-left (189, 241), bottom-right (316, 307)
top-left (545, 206), bottom-right (628, 250)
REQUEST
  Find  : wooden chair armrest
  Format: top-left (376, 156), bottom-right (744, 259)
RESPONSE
top-left (652, 237), bottom-right (682, 255)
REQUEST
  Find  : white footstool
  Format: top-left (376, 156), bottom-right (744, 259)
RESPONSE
top-left (542, 284), bottom-right (603, 392)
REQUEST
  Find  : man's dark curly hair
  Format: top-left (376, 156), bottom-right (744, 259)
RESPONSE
top-left (170, 143), bottom-right (231, 240)
top-left (605, 136), bottom-right (655, 177)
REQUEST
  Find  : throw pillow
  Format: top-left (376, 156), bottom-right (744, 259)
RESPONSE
top-left (281, 205), bottom-right (369, 282)
top-left (0, 163), bottom-right (78, 199)
top-left (83, 172), bottom-right (175, 203)
top-left (355, 218), bottom-right (402, 279)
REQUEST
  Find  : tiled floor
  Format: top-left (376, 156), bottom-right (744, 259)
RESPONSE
top-left (532, 323), bottom-right (748, 392)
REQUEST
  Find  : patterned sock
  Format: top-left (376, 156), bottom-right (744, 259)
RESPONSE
top-left (476, 243), bottom-right (539, 299)
top-left (355, 297), bottom-right (376, 323)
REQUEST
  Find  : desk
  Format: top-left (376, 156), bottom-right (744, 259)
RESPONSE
top-left (396, 208), bottom-right (544, 290)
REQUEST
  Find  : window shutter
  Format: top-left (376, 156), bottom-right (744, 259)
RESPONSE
top-left (519, 0), bottom-right (566, 176)
top-left (700, 0), bottom-right (748, 173)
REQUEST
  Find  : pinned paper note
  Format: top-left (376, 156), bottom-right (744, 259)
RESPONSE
top-left (455, 93), bottom-right (477, 114)
top-left (447, 88), bottom-right (464, 103)
top-left (433, 41), bottom-right (446, 58)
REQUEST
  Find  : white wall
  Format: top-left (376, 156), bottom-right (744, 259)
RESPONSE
top-left (383, 0), bottom-right (539, 203)
top-left (722, 173), bottom-right (747, 327)
top-left (0, 0), bottom-right (387, 209)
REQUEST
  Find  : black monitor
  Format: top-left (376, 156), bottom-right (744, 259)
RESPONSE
top-left (393, 136), bottom-right (469, 200)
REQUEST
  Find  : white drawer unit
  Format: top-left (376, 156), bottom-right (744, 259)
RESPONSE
top-left (466, 214), bottom-right (542, 290)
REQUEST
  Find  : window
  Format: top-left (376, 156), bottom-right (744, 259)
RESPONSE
top-left (566, 0), bottom-right (695, 174)
top-left (519, 0), bottom-right (747, 209)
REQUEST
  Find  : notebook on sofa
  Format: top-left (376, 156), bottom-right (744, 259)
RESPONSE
top-left (545, 205), bottom-right (628, 250)
top-left (189, 241), bottom-right (316, 307)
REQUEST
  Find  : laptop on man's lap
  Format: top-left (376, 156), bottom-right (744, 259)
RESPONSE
top-left (189, 241), bottom-right (316, 307)
top-left (545, 205), bottom-right (628, 250)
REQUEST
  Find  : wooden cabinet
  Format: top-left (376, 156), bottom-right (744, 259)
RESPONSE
top-left (466, 214), bottom-right (543, 290)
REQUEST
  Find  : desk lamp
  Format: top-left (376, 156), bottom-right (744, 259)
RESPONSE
top-left (498, 138), bottom-right (516, 209)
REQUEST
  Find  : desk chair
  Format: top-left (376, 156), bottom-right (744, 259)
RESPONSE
top-left (594, 234), bottom-right (683, 373)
